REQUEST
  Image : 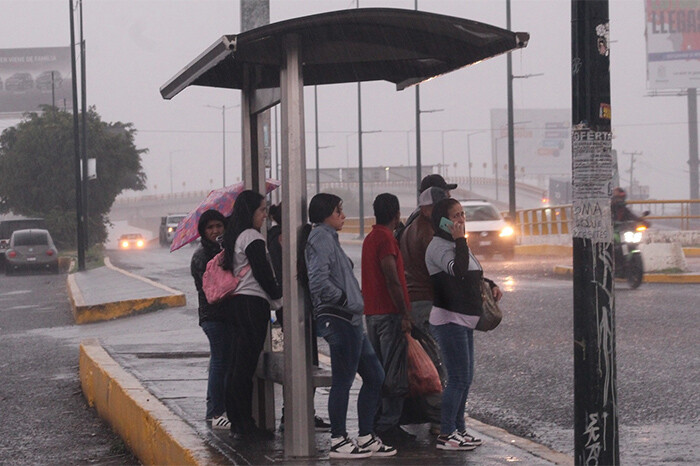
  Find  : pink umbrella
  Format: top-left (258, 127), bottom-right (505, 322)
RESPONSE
top-left (169, 179), bottom-right (281, 252)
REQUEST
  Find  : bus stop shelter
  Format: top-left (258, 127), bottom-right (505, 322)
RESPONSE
top-left (160, 7), bottom-right (528, 457)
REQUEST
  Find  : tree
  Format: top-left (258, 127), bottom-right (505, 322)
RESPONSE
top-left (0, 106), bottom-right (147, 248)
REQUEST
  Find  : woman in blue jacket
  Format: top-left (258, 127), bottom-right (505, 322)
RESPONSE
top-left (299, 193), bottom-right (395, 459)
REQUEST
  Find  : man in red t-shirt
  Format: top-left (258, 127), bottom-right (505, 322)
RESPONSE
top-left (362, 193), bottom-right (414, 442)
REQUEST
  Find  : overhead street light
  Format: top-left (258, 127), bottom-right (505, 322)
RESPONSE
top-left (205, 104), bottom-right (239, 187)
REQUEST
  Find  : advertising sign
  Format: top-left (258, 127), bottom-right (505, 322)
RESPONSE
top-left (645, 0), bottom-right (700, 90)
top-left (0, 47), bottom-right (72, 118)
top-left (490, 108), bottom-right (571, 180)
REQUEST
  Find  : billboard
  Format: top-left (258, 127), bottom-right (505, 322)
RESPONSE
top-left (0, 47), bottom-right (72, 118)
top-left (490, 108), bottom-right (571, 181)
top-left (645, 0), bottom-right (700, 90)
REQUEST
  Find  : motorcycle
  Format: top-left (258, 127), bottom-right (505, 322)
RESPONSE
top-left (613, 212), bottom-right (650, 289)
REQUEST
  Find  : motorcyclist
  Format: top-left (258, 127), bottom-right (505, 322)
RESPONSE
top-left (611, 187), bottom-right (648, 226)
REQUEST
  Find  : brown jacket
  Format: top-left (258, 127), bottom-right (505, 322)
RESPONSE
top-left (399, 213), bottom-right (435, 302)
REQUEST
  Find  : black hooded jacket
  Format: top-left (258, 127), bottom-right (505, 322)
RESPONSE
top-left (190, 210), bottom-right (227, 324)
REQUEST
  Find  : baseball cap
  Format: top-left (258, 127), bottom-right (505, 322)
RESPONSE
top-left (418, 186), bottom-right (448, 207)
top-left (419, 174), bottom-right (457, 193)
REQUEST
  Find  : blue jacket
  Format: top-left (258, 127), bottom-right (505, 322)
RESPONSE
top-left (305, 223), bottom-right (364, 325)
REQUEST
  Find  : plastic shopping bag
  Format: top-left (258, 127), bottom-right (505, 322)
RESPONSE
top-left (406, 333), bottom-right (442, 397)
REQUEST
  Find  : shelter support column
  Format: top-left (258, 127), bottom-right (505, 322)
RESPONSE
top-left (280, 33), bottom-right (315, 457)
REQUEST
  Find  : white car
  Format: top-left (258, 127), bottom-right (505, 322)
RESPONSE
top-left (459, 200), bottom-right (515, 259)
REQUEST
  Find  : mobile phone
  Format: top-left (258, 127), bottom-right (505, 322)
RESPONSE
top-left (439, 217), bottom-right (454, 234)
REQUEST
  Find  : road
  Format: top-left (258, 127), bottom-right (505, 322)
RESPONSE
top-left (107, 242), bottom-right (699, 464)
top-left (0, 270), bottom-right (139, 465)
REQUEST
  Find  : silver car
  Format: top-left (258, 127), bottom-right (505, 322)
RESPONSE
top-left (5, 229), bottom-right (59, 275)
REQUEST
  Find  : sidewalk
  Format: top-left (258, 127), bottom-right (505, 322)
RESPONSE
top-left (75, 260), bottom-right (573, 465)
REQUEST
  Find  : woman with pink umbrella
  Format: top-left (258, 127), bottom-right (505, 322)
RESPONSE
top-left (221, 190), bottom-right (282, 440)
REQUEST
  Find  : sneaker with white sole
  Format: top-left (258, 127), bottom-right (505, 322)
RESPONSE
top-left (210, 415), bottom-right (231, 430)
top-left (436, 431), bottom-right (477, 451)
top-left (458, 430), bottom-right (483, 446)
top-left (329, 436), bottom-right (373, 459)
top-left (357, 433), bottom-right (397, 457)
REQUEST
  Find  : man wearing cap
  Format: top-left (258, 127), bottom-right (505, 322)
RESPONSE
top-left (400, 186), bottom-right (448, 333)
top-left (398, 186), bottom-right (449, 435)
top-left (397, 175), bottom-right (457, 240)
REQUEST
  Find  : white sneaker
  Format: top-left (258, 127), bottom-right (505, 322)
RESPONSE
top-left (329, 436), bottom-right (373, 459)
top-left (436, 431), bottom-right (477, 451)
top-left (210, 415), bottom-right (231, 430)
top-left (357, 433), bottom-right (397, 457)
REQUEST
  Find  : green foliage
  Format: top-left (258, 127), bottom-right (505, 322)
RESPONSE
top-left (0, 106), bottom-right (147, 248)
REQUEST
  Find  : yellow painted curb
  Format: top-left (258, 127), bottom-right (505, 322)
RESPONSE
top-left (72, 294), bottom-right (187, 324)
top-left (683, 247), bottom-right (700, 257)
top-left (80, 339), bottom-right (225, 466)
top-left (66, 258), bottom-right (186, 324)
top-left (553, 265), bottom-right (573, 277)
top-left (516, 244), bottom-right (572, 256)
top-left (643, 273), bottom-right (700, 284)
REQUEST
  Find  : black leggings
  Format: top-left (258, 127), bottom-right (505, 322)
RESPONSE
top-left (224, 294), bottom-right (270, 432)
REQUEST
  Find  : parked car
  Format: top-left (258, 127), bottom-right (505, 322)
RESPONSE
top-left (35, 70), bottom-right (63, 91)
top-left (118, 233), bottom-right (146, 250)
top-left (4, 229), bottom-right (59, 275)
top-left (459, 199), bottom-right (516, 259)
top-left (159, 214), bottom-right (187, 246)
top-left (4, 72), bottom-right (34, 92)
top-left (0, 218), bottom-right (46, 271)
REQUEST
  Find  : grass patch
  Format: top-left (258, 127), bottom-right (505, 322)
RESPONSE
top-left (61, 245), bottom-right (105, 271)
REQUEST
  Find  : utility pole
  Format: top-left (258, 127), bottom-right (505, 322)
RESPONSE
top-left (69, 0), bottom-right (85, 271)
top-left (623, 151), bottom-right (642, 198)
top-left (571, 1), bottom-right (619, 464)
top-left (79, 0), bottom-right (88, 249)
top-left (689, 88), bottom-right (699, 215)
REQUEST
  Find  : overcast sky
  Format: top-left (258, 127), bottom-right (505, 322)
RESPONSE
top-left (0, 0), bottom-right (696, 201)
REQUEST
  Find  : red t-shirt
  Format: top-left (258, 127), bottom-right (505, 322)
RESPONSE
top-left (361, 224), bottom-right (410, 316)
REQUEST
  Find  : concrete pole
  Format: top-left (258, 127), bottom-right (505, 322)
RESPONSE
top-left (69, 0), bottom-right (85, 271)
top-left (571, 1), bottom-right (619, 464)
top-left (506, 0), bottom-right (516, 221)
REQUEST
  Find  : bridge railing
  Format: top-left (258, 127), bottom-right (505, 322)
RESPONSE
top-left (514, 199), bottom-right (700, 237)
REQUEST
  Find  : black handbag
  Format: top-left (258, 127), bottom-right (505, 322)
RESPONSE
top-left (476, 280), bottom-right (502, 331)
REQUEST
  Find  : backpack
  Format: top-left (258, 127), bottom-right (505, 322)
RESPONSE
top-left (202, 250), bottom-right (250, 304)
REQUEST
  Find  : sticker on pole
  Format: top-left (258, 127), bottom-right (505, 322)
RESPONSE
top-left (571, 127), bottom-right (613, 243)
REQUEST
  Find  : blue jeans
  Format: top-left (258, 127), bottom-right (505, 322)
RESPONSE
top-left (430, 323), bottom-right (474, 435)
top-left (316, 315), bottom-right (385, 438)
top-left (366, 313), bottom-right (406, 432)
top-left (201, 320), bottom-right (233, 419)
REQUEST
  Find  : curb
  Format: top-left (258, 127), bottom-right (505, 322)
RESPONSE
top-left (683, 247), bottom-right (700, 257)
top-left (66, 258), bottom-right (186, 324)
top-left (79, 339), bottom-right (225, 465)
top-left (552, 265), bottom-right (700, 284)
top-left (516, 244), bottom-right (572, 256)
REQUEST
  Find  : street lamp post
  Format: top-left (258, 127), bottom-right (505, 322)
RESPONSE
top-left (205, 104), bottom-right (238, 187)
top-left (466, 130), bottom-right (488, 192)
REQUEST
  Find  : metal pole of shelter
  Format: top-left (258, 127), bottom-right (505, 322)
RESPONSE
top-left (358, 82), bottom-right (365, 238)
top-left (571, 1), bottom-right (619, 464)
top-left (315, 86), bottom-right (320, 194)
top-left (280, 34), bottom-right (315, 457)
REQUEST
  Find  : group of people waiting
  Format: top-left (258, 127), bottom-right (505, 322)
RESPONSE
top-left (190, 174), bottom-right (503, 459)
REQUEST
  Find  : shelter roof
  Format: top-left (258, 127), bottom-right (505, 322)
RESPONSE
top-left (160, 8), bottom-right (528, 99)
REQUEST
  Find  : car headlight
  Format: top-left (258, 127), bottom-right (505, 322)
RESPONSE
top-left (623, 231), bottom-right (642, 243)
top-left (121, 241), bottom-right (129, 248)
top-left (136, 240), bottom-right (144, 248)
top-left (499, 226), bottom-right (514, 237)
top-left (168, 227), bottom-right (174, 233)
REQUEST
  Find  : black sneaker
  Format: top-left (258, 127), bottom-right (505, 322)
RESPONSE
top-left (314, 415), bottom-right (331, 432)
top-left (329, 436), bottom-right (373, 459)
top-left (376, 425), bottom-right (416, 443)
top-left (458, 430), bottom-right (483, 446)
top-left (436, 431), bottom-right (477, 451)
top-left (357, 433), bottom-right (397, 457)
